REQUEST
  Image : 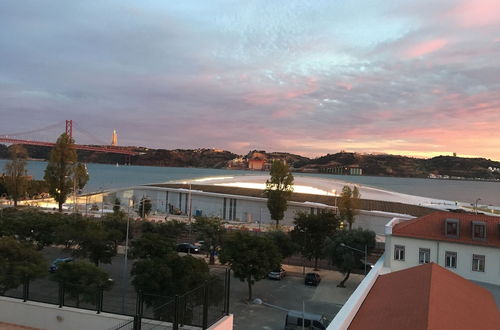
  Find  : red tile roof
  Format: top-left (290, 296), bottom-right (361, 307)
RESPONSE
top-left (348, 263), bottom-right (500, 330)
top-left (392, 211), bottom-right (500, 248)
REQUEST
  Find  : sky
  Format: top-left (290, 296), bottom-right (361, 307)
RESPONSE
top-left (0, 0), bottom-right (499, 160)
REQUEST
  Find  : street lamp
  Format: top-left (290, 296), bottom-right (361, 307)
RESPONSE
top-left (340, 243), bottom-right (368, 275)
top-left (121, 198), bottom-right (132, 314)
top-left (300, 228), bottom-right (307, 275)
top-left (475, 198), bottom-right (481, 214)
top-left (331, 189), bottom-right (337, 214)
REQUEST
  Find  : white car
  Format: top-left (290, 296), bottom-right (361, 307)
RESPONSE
top-left (268, 268), bottom-right (286, 280)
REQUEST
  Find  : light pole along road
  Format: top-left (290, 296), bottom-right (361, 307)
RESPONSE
top-left (340, 243), bottom-right (368, 276)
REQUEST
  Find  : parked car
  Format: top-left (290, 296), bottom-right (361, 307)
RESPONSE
top-left (304, 272), bottom-right (321, 286)
top-left (49, 257), bottom-right (73, 273)
top-left (176, 243), bottom-right (200, 254)
top-left (284, 310), bottom-right (329, 330)
top-left (268, 267), bottom-right (286, 280)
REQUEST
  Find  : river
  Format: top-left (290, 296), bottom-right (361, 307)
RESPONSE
top-left (0, 160), bottom-right (499, 206)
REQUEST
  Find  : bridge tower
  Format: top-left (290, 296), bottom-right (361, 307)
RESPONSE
top-left (65, 120), bottom-right (73, 138)
top-left (111, 130), bottom-right (118, 146)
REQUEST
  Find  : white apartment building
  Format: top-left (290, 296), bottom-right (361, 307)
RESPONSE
top-left (384, 211), bottom-right (500, 286)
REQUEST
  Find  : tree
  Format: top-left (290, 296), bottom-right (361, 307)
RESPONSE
top-left (72, 222), bottom-right (117, 266)
top-left (193, 216), bottom-right (226, 265)
top-left (0, 237), bottom-right (47, 294)
top-left (290, 212), bottom-right (339, 270)
top-left (338, 185), bottom-right (361, 230)
top-left (4, 145), bottom-right (29, 207)
top-left (74, 163), bottom-right (89, 190)
top-left (265, 160), bottom-right (294, 229)
top-left (131, 242), bottom-right (211, 320)
top-left (326, 228), bottom-right (376, 287)
top-left (219, 231), bottom-right (281, 300)
top-left (266, 230), bottom-right (298, 259)
top-left (101, 211), bottom-right (131, 249)
top-left (138, 197), bottom-right (152, 218)
top-left (51, 261), bottom-right (113, 307)
top-left (130, 233), bottom-right (175, 259)
top-left (44, 133), bottom-right (77, 212)
top-left (0, 209), bottom-right (60, 250)
top-left (141, 220), bottom-right (186, 239)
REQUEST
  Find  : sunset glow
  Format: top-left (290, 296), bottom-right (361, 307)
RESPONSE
top-left (0, 1), bottom-right (499, 160)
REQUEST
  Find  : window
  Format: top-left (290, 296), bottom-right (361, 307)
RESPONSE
top-left (394, 245), bottom-right (405, 261)
top-left (472, 254), bottom-right (485, 272)
top-left (445, 251), bottom-right (457, 268)
top-left (472, 222), bottom-right (486, 240)
top-left (445, 219), bottom-right (459, 237)
top-left (419, 248), bottom-right (431, 264)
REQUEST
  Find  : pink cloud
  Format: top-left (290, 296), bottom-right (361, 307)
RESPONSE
top-left (404, 39), bottom-right (447, 58)
top-left (447, 0), bottom-right (500, 27)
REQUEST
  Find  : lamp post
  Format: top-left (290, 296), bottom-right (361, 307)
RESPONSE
top-left (331, 189), bottom-right (337, 214)
top-left (340, 243), bottom-right (368, 275)
top-left (474, 198), bottom-right (481, 214)
top-left (300, 228), bottom-right (307, 275)
top-left (121, 199), bottom-right (132, 314)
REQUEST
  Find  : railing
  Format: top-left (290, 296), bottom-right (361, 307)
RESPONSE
top-left (1, 269), bottom-right (231, 330)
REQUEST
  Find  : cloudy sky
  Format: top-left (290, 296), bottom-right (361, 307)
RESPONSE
top-left (0, 0), bottom-right (499, 159)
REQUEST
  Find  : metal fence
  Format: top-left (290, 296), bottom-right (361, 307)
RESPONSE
top-left (1, 269), bottom-right (230, 330)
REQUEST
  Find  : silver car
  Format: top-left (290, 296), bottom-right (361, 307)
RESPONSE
top-left (268, 267), bottom-right (286, 280)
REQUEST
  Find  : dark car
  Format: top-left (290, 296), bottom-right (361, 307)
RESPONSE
top-left (176, 243), bottom-right (200, 254)
top-left (304, 272), bottom-right (321, 286)
top-left (49, 257), bottom-right (73, 273)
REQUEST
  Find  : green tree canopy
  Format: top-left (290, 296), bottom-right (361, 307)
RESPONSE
top-left (193, 216), bottom-right (226, 264)
top-left (140, 220), bottom-right (186, 239)
top-left (131, 244), bottom-right (210, 320)
top-left (265, 160), bottom-right (294, 229)
top-left (0, 237), bottom-right (47, 294)
top-left (325, 228), bottom-right (376, 287)
top-left (219, 231), bottom-right (281, 300)
top-left (51, 261), bottom-right (113, 307)
top-left (71, 222), bottom-right (117, 266)
top-left (130, 233), bottom-right (175, 259)
top-left (266, 230), bottom-right (298, 259)
top-left (290, 212), bottom-right (339, 269)
top-left (338, 185), bottom-right (361, 230)
top-left (0, 209), bottom-right (61, 250)
top-left (4, 145), bottom-right (29, 207)
top-left (44, 133), bottom-right (77, 212)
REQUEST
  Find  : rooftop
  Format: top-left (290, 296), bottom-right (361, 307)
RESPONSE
top-left (392, 211), bottom-right (500, 248)
top-left (348, 263), bottom-right (500, 330)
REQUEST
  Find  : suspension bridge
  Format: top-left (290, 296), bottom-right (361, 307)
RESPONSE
top-left (0, 120), bottom-right (140, 156)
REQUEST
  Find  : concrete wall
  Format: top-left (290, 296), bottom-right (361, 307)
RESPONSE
top-left (0, 296), bottom-right (131, 330)
top-left (387, 236), bottom-right (500, 285)
top-left (0, 296), bottom-right (231, 330)
top-left (208, 315), bottom-right (233, 330)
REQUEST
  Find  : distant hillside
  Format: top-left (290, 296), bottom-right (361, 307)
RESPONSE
top-left (296, 152), bottom-right (500, 179)
top-left (1, 144), bottom-right (499, 180)
top-left (0, 144), bottom-right (238, 169)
